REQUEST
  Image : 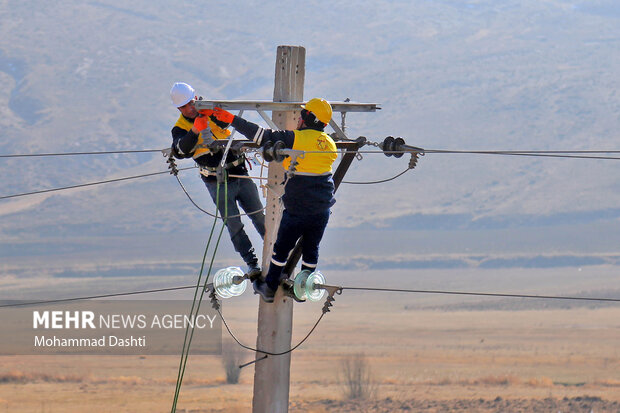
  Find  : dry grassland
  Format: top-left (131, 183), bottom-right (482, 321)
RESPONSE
top-left (0, 291), bottom-right (619, 412)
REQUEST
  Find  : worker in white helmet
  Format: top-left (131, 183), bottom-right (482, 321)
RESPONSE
top-left (211, 99), bottom-right (337, 302)
top-left (169, 82), bottom-right (265, 277)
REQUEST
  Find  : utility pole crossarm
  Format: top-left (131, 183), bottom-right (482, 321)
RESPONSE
top-left (194, 100), bottom-right (380, 113)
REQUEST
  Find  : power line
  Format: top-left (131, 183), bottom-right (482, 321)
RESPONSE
top-left (2, 281), bottom-right (618, 310)
top-left (175, 171), bottom-right (266, 219)
top-left (421, 150), bottom-right (620, 161)
top-left (217, 305), bottom-right (326, 357)
top-left (341, 168), bottom-right (410, 185)
top-left (3, 148), bottom-right (620, 160)
top-left (0, 167), bottom-right (195, 201)
top-left (216, 282), bottom-right (620, 361)
top-left (0, 285), bottom-right (198, 308)
top-left (338, 285), bottom-right (620, 303)
top-left (260, 149), bottom-right (620, 161)
top-left (0, 149), bottom-right (162, 158)
top-left (424, 149), bottom-right (620, 154)
top-left (4, 148), bottom-right (617, 201)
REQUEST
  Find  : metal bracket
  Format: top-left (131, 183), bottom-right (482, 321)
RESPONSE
top-left (193, 100), bottom-right (381, 114)
top-left (257, 109), bottom-right (280, 130)
top-left (280, 278), bottom-right (306, 303)
top-left (239, 355), bottom-right (268, 369)
top-left (218, 110), bottom-right (244, 169)
top-left (328, 119), bottom-right (349, 142)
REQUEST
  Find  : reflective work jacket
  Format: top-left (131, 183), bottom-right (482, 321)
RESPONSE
top-left (283, 129), bottom-right (338, 176)
top-left (231, 116), bottom-right (337, 214)
top-left (173, 114), bottom-right (231, 159)
top-left (171, 114), bottom-right (247, 179)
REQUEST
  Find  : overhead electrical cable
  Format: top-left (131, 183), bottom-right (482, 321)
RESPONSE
top-left (3, 148), bottom-right (620, 159)
top-left (338, 286), bottom-right (620, 302)
top-left (341, 168), bottom-right (411, 185)
top-left (0, 167), bottom-right (196, 200)
top-left (420, 149), bottom-right (620, 161)
top-left (0, 285), bottom-right (198, 308)
top-left (174, 174), bottom-right (266, 219)
top-left (3, 284), bottom-right (616, 309)
top-left (217, 305), bottom-right (326, 357)
top-left (0, 149), bottom-right (162, 158)
top-left (171, 181), bottom-right (228, 413)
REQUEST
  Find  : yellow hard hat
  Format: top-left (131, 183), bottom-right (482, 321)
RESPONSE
top-left (301, 98), bottom-right (332, 124)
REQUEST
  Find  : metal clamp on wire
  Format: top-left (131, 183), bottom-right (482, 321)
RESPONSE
top-left (315, 284), bottom-right (343, 315)
top-left (166, 154), bottom-right (179, 176)
top-left (206, 283), bottom-right (221, 311)
top-left (280, 149), bottom-right (305, 179)
top-left (161, 147), bottom-right (173, 157)
top-left (261, 141), bottom-right (305, 178)
top-left (354, 136), bottom-right (368, 160)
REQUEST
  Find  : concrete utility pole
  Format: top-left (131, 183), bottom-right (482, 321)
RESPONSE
top-left (252, 45), bottom-right (305, 413)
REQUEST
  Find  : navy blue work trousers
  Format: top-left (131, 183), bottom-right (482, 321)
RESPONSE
top-left (265, 209), bottom-right (330, 291)
top-left (203, 176), bottom-right (266, 265)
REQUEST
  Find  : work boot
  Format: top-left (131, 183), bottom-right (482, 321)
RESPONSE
top-left (246, 260), bottom-right (261, 281)
top-left (253, 279), bottom-right (275, 303)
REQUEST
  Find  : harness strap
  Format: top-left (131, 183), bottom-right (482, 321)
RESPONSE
top-left (202, 156), bottom-right (244, 172)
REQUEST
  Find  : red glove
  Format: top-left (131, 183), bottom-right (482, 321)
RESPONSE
top-left (193, 115), bottom-right (209, 132)
top-left (199, 109), bottom-right (214, 117)
top-left (213, 107), bottom-right (234, 124)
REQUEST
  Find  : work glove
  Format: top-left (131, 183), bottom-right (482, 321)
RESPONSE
top-left (213, 107), bottom-right (234, 124)
top-left (193, 115), bottom-right (209, 132)
top-left (198, 109), bottom-right (214, 117)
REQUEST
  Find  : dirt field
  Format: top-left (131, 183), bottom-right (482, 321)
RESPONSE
top-left (1, 285), bottom-right (619, 412)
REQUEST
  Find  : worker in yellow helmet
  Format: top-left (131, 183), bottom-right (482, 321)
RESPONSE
top-left (212, 98), bottom-right (337, 302)
top-left (169, 82), bottom-right (265, 278)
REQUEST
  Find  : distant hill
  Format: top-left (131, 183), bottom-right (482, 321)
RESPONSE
top-left (1, 0), bottom-right (619, 280)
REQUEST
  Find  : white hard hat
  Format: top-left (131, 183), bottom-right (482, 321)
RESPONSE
top-left (170, 82), bottom-right (195, 107)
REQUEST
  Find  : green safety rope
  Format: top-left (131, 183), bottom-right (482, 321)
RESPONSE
top-left (171, 172), bottom-right (229, 412)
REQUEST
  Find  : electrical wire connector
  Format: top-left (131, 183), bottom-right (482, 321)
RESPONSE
top-left (280, 149), bottom-right (305, 179)
top-left (286, 158), bottom-right (299, 179)
top-left (408, 152), bottom-right (420, 170)
top-left (318, 285), bottom-right (342, 315)
top-left (206, 283), bottom-right (221, 311)
top-left (166, 155), bottom-right (179, 176)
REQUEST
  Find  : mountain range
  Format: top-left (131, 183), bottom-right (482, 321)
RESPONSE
top-left (1, 0), bottom-right (619, 287)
